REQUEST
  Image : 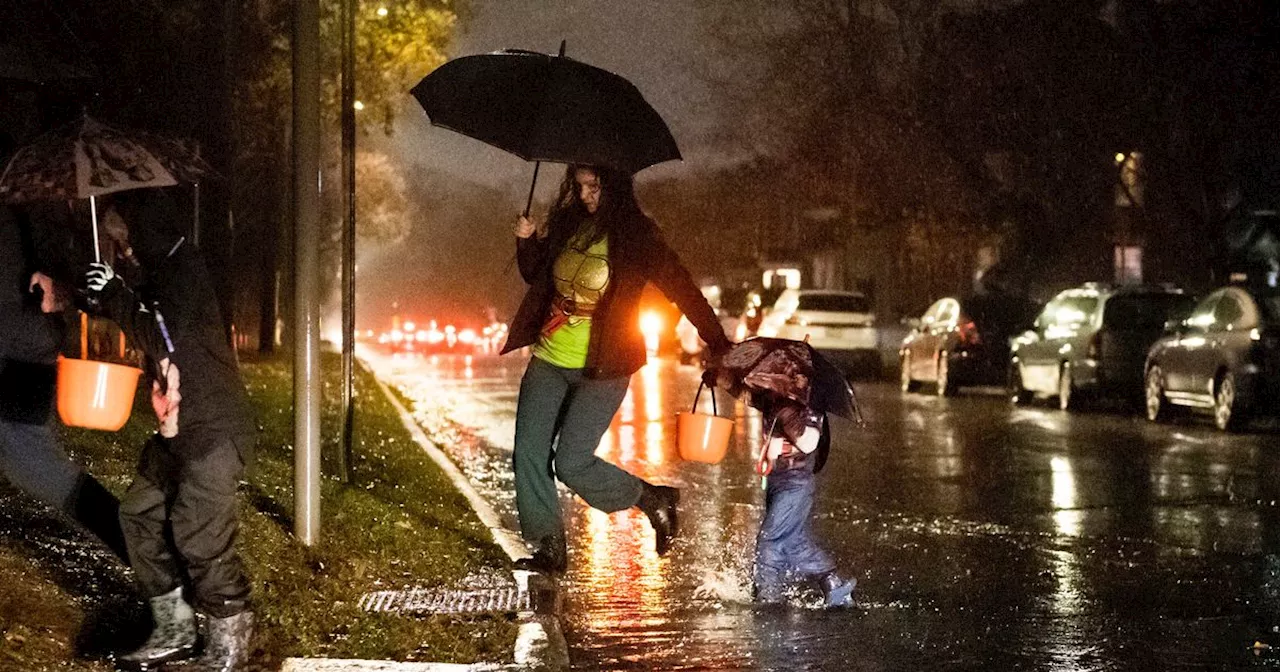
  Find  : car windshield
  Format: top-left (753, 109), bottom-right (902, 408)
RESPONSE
top-left (1103, 293), bottom-right (1195, 330)
top-left (797, 294), bottom-right (870, 313)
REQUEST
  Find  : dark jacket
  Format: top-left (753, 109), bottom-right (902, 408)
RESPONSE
top-left (501, 211), bottom-right (731, 378)
top-left (0, 205), bottom-right (64, 424)
top-left (92, 191), bottom-right (254, 453)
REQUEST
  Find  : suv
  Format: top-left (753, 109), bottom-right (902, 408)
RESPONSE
top-left (757, 289), bottom-right (878, 373)
top-left (1009, 283), bottom-right (1195, 410)
top-left (1145, 285), bottom-right (1280, 431)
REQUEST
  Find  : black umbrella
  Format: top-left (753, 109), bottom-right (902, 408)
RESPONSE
top-left (712, 337), bottom-right (862, 424)
top-left (410, 44), bottom-right (681, 214)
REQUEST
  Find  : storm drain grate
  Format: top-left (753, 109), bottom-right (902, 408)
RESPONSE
top-left (359, 586), bottom-right (534, 615)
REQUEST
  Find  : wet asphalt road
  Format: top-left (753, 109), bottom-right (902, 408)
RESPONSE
top-left (363, 349), bottom-right (1280, 671)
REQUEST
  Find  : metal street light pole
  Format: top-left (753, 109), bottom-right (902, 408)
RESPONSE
top-left (338, 0), bottom-right (356, 484)
top-left (293, 0), bottom-right (322, 545)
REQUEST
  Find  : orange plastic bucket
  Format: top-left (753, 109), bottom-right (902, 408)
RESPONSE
top-left (677, 383), bottom-right (733, 463)
top-left (56, 357), bottom-right (142, 431)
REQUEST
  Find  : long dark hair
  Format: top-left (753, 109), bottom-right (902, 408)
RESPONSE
top-left (545, 164), bottom-right (644, 246)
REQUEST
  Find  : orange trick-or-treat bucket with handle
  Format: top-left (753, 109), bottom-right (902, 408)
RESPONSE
top-left (677, 382), bottom-right (733, 463)
top-left (56, 356), bottom-right (142, 431)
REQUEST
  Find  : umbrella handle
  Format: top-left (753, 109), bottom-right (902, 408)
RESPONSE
top-left (522, 161), bottom-right (541, 218)
top-left (90, 195), bottom-right (100, 264)
top-left (692, 380), bottom-right (717, 415)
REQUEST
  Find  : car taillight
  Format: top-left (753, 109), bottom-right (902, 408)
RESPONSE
top-left (1086, 332), bottom-right (1102, 360)
top-left (957, 320), bottom-right (981, 345)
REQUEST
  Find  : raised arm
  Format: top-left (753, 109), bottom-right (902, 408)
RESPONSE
top-left (638, 219), bottom-right (731, 357)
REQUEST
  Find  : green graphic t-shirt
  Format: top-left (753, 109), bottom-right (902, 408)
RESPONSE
top-left (532, 226), bottom-right (610, 369)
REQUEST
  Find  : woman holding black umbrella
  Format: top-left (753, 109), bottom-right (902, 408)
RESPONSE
top-left (500, 164), bottom-right (731, 574)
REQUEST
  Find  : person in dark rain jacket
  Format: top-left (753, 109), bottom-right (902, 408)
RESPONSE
top-left (501, 164), bottom-right (732, 574)
top-left (81, 190), bottom-right (255, 672)
top-left (0, 194), bottom-right (129, 561)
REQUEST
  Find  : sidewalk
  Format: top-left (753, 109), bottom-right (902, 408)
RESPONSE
top-left (0, 352), bottom-right (545, 671)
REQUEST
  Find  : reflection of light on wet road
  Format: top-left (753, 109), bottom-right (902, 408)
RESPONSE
top-left (640, 362), bottom-right (665, 465)
top-left (641, 361), bottom-right (662, 422)
top-left (617, 424), bottom-right (635, 464)
top-left (1051, 457), bottom-right (1081, 537)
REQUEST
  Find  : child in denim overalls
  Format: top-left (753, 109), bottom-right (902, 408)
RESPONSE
top-left (752, 394), bottom-right (855, 607)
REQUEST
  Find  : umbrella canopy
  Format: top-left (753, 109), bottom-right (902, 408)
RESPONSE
top-left (0, 116), bottom-right (211, 264)
top-left (410, 49), bottom-right (681, 174)
top-left (0, 116), bottom-right (210, 204)
top-left (713, 337), bottom-right (862, 423)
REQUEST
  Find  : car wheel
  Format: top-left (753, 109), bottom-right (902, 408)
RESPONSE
top-left (1008, 364), bottom-right (1031, 405)
top-left (936, 354), bottom-right (957, 397)
top-left (900, 354), bottom-right (919, 393)
top-left (1057, 364), bottom-right (1077, 411)
top-left (1214, 371), bottom-right (1247, 432)
top-left (1144, 366), bottom-right (1170, 422)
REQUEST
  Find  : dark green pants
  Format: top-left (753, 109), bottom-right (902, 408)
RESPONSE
top-left (513, 356), bottom-right (642, 542)
top-left (120, 433), bottom-right (252, 618)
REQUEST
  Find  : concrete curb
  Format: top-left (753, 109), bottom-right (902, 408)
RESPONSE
top-left (283, 365), bottom-right (569, 671)
top-left (369, 370), bottom-right (569, 671)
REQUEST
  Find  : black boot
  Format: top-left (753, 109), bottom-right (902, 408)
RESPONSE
top-left (515, 535), bottom-right (567, 574)
top-left (817, 572), bottom-right (856, 608)
top-left (69, 474), bottom-right (129, 561)
top-left (636, 482), bottom-right (679, 556)
top-left (173, 610), bottom-right (253, 672)
top-left (116, 587), bottom-right (198, 671)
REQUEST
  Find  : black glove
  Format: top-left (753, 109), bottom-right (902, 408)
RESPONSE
top-left (700, 365), bottom-right (719, 390)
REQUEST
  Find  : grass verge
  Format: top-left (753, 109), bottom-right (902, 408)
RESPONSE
top-left (0, 351), bottom-right (517, 670)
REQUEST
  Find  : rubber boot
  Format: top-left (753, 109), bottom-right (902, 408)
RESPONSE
top-left (176, 610), bottom-right (254, 672)
top-left (69, 474), bottom-right (129, 561)
top-left (636, 482), bottom-right (679, 555)
top-left (116, 587), bottom-right (198, 671)
top-left (817, 572), bottom-right (856, 608)
top-left (514, 534), bottom-right (567, 574)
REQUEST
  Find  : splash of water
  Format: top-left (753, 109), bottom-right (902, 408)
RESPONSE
top-left (693, 568), bottom-right (753, 604)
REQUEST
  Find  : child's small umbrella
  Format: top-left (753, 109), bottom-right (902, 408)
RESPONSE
top-left (0, 115), bottom-right (210, 262)
top-left (712, 337), bottom-right (863, 424)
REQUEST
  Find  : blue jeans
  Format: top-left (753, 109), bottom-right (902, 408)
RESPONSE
top-left (754, 452), bottom-right (835, 596)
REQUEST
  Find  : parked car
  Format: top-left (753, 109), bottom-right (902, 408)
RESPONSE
top-left (757, 289), bottom-right (878, 374)
top-left (1144, 285), bottom-right (1280, 431)
top-left (1009, 283), bottom-right (1195, 410)
top-left (900, 293), bottom-right (1039, 395)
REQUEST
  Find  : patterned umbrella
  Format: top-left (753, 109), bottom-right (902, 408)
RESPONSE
top-left (0, 116), bottom-right (210, 260)
top-left (712, 337), bottom-right (862, 423)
